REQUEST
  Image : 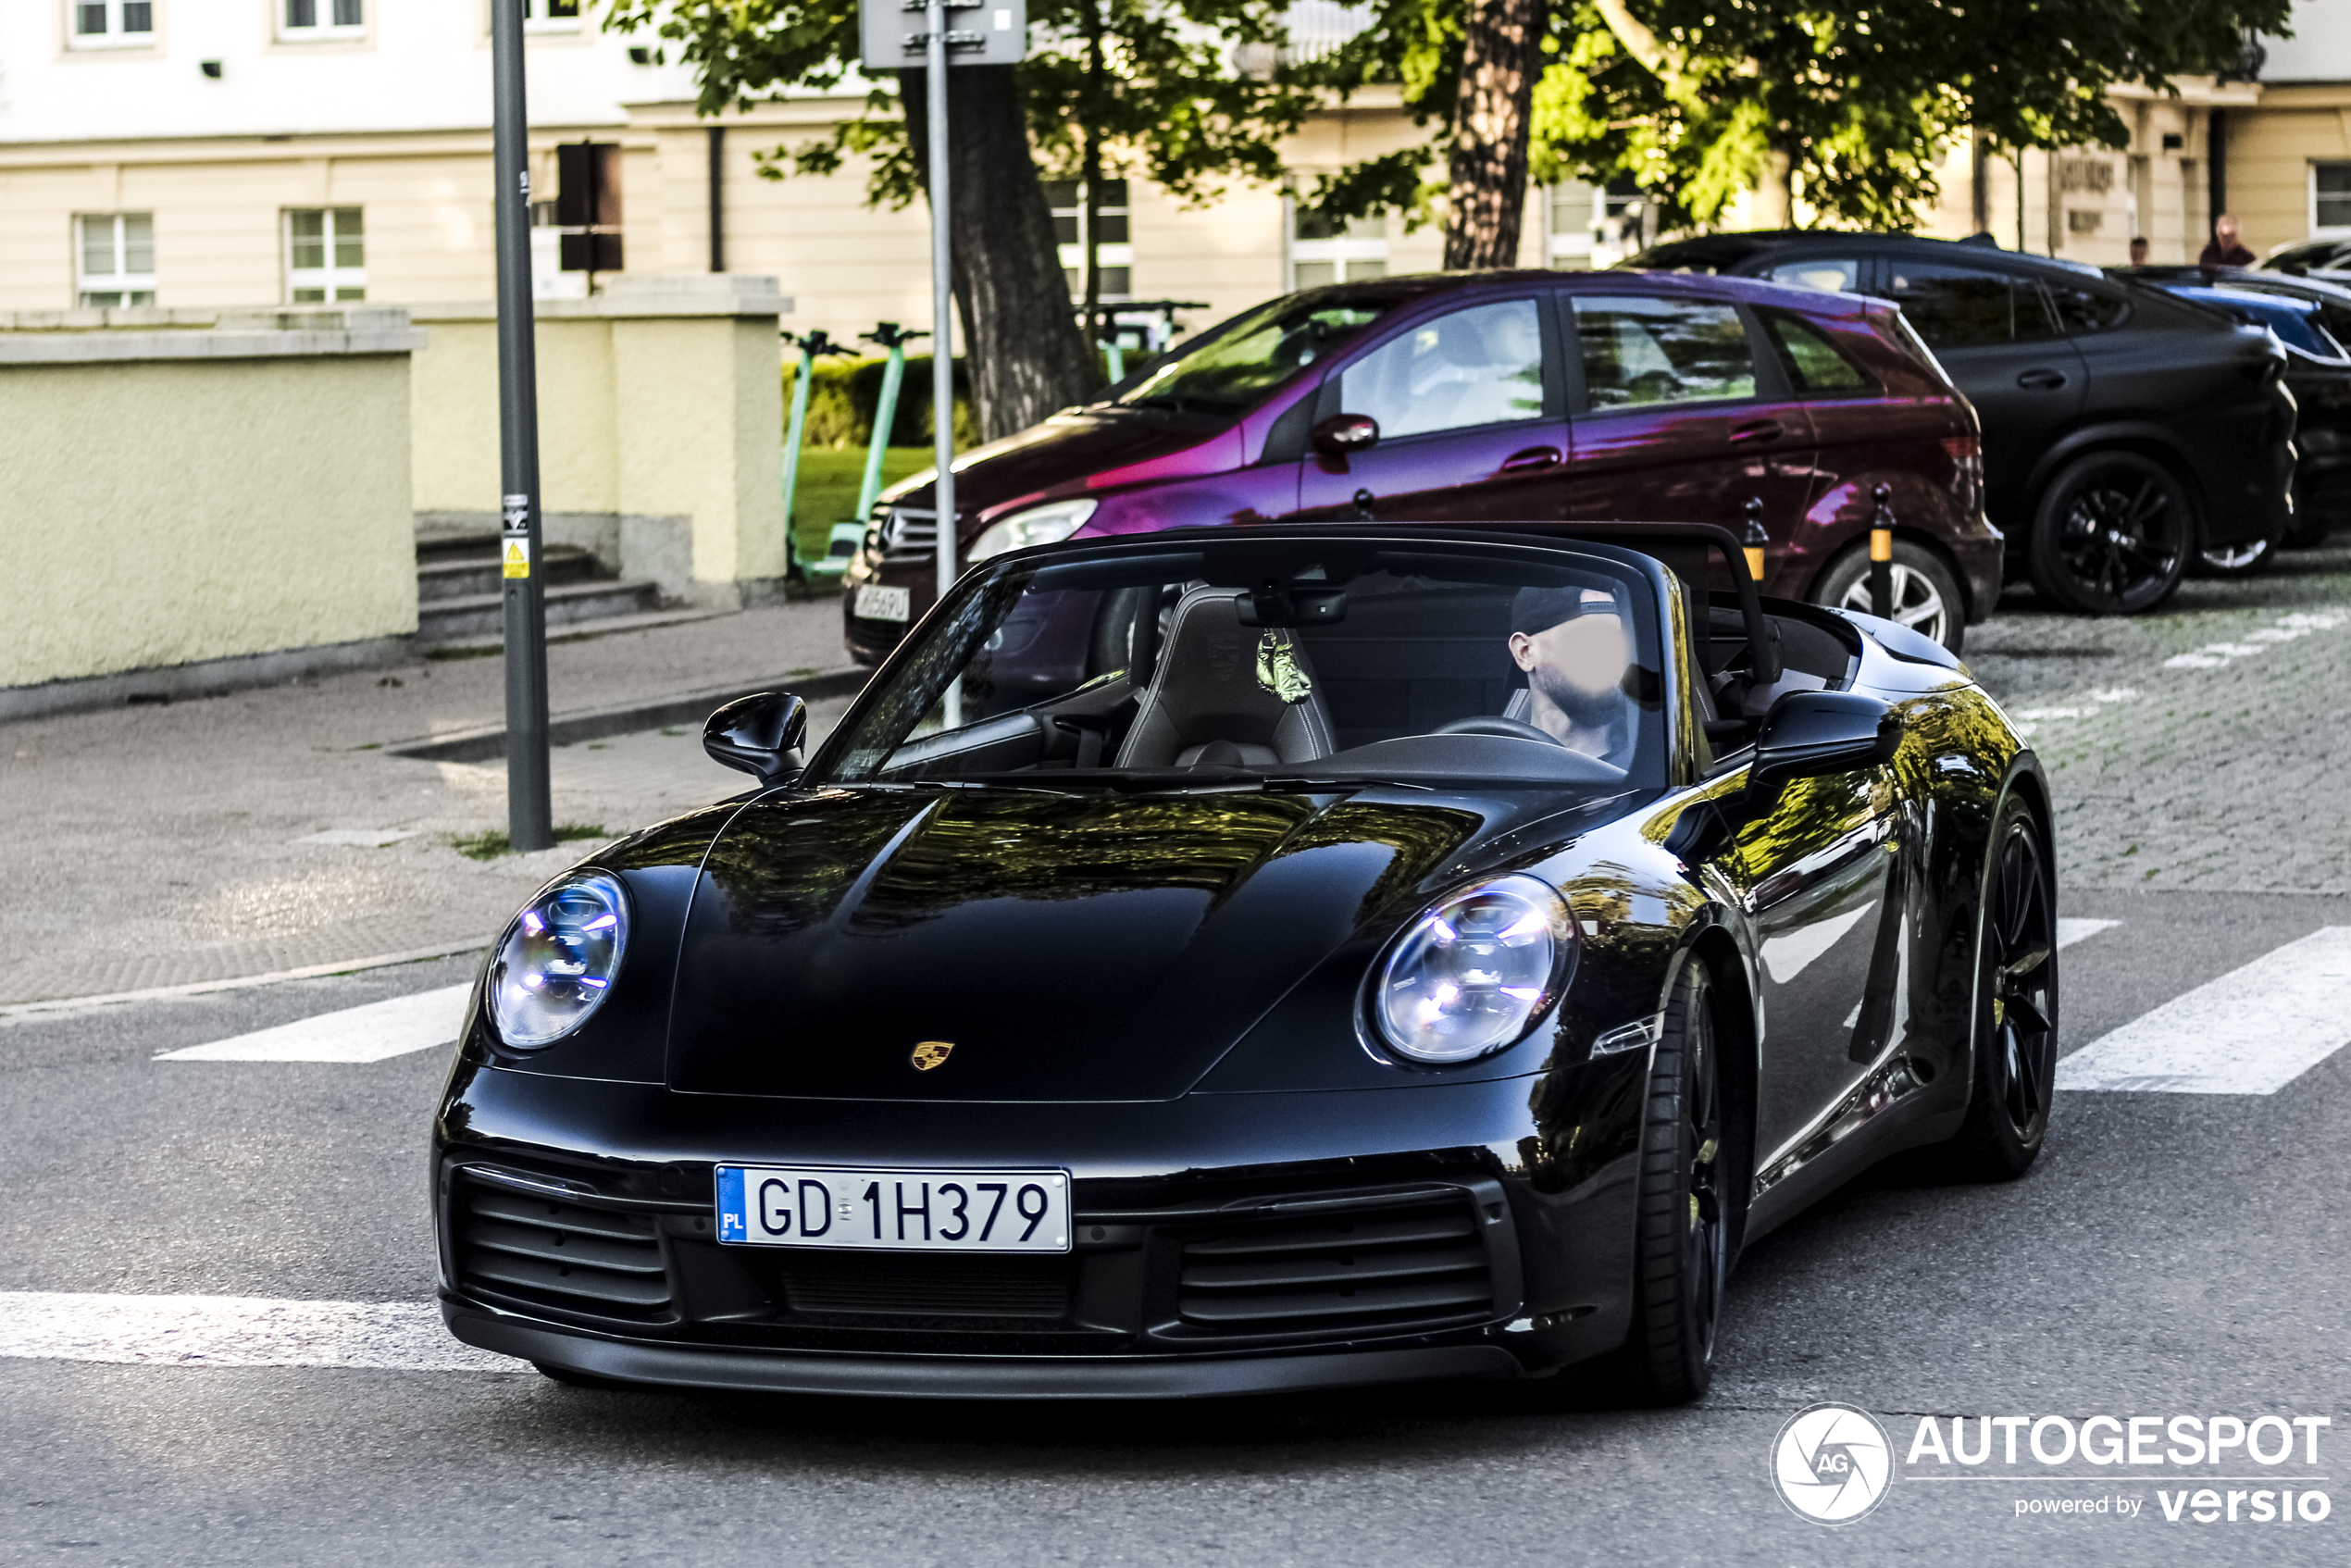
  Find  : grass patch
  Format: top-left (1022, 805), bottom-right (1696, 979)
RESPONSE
top-left (449, 822), bottom-right (610, 862)
top-left (790, 446), bottom-right (934, 565)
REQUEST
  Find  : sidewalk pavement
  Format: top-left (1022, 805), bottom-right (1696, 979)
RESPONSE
top-left (0, 600), bottom-right (862, 1008)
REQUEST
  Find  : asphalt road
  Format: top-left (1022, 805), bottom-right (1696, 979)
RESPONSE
top-left (3, 567), bottom-right (2346, 1567)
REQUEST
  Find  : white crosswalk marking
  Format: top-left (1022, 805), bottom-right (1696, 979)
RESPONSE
top-left (155, 981), bottom-right (473, 1062)
top-left (0, 1292), bottom-right (510, 1372)
top-left (2056, 917), bottom-right (2119, 949)
top-left (2056, 927), bottom-right (2351, 1094)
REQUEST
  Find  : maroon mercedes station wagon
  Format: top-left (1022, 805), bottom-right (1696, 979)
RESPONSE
top-left (842, 270), bottom-right (1996, 655)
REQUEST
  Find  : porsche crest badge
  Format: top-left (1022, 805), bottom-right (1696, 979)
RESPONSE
top-left (911, 1040), bottom-right (954, 1071)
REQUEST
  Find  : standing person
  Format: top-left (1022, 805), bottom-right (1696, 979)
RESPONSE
top-left (2129, 236), bottom-right (2151, 266)
top-left (2201, 215), bottom-right (2257, 268)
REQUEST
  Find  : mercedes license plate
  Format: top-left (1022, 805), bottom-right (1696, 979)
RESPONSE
top-left (715, 1165), bottom-right (1071, 1252)
top-left (853, 584), bottom-right (911, 622)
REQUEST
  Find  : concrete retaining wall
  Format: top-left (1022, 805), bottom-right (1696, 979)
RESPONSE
top-left (409, 274), bottom-right (790, 606)
top-left (0, 307), bottom-right (423, 715)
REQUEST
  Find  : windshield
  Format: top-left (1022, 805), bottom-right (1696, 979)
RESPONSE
top-left (1111, 295), bottom-right (1395, 417)
top-left (807, 538), bottom-right (1669, 793)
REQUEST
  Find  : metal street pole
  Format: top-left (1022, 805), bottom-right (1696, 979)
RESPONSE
top-left (927, 0), bottom-right (960, 728)
top-left (491, 0), bottom-right (553, 851)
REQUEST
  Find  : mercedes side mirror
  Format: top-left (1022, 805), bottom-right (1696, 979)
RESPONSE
top-left (1312, 413), bottom-right (1380, 456)
top-left (1746, 691), bottom-right (1898, 806)
top-left (704, 691), bottom-right (808, 784)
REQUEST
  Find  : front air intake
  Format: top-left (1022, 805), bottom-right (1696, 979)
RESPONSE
top-left (1176, 1192), bottom-right (1493, 1336)
top-left (453, 1176), bottom-right (674, 1325)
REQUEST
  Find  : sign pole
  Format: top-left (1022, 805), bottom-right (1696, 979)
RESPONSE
top-left (491, 0), bottom-right (553, 851)
top-left (926, 0), bottom-right (960, 728)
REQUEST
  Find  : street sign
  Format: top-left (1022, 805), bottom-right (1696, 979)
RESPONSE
top-left (860, 0), bottom-right (1026, 70)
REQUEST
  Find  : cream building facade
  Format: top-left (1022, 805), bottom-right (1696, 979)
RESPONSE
top-left (6, 1), bottom-right (2351, 351)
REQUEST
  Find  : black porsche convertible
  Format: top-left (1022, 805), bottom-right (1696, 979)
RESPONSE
top-left (434, 523), bottom-right (2057, 1405)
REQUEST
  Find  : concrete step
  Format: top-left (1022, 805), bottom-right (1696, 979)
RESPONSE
top-left (417, 543), bottom-right (601, 603)
top-left (418, 579), bottom-right (663, 644)
top-left (417, 605), bottom-right (740, 661)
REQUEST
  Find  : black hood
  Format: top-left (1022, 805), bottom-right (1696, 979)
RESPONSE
top-left (665, 787), bottom-right (1484, 1101)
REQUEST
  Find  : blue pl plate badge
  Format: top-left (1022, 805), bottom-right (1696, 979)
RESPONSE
top-left (715, 1166), bottom-right (748, 1241)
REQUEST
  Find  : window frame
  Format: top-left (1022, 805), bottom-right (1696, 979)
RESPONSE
top-left (1312, 292), bottom-right (1564, 441)
top-left (1288, 198), bottom-right (1388, 291)
top-left (1561, 290), bottom-right (1772, 417)
top-left (1047, 179), bottom-right (1133, 304)
top-left (75, 212), bottom-right (157, 307)
top-left (522, 0), bottom-right (585, 33)
top-left (278, 0), bottom-right (366, 43)
top-left (284, 206), bottom-right (367, 303)
top-left (67, 0), bottom-right (155, 49)
top-left (2310, 161), bottom-right (2351, 241)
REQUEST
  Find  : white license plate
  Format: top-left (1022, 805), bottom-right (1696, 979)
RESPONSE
top-left (715, 1165), bottom-right (1071, 1252)
top-left (853, 583), bottom-right (911, 622)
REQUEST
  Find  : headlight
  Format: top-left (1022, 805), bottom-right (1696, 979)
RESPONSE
top-left (487, 871), bottom-right (628, 1049)
top-left (1370, 875), bottom-right (1573, 1064)
top-left (967, 498), bottom-right (1099, 563)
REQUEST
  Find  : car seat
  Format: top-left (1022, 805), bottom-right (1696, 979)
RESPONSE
top-left (1113, 588), bottom-right (1337, 768)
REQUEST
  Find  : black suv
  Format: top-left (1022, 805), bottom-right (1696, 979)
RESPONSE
top-left (1630, 232), bottom-right (2295, 615)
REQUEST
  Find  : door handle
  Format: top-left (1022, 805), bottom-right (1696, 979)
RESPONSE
top-left (2016, 367), bottom-right (2069, 390)
top-left (1499, 446), bottom-right (1561, 473)
top-left (1730, 418), bottom-right (1785, 443)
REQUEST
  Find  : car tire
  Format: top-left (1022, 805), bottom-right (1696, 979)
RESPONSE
top-left (1808, 540), bottom-right (1967, 653)
top-left (1931, 794), bottom-right (2059, 1182)
top-left (1598, 959), bottom-right (1729, 1406)
top-left (2192, 537), bottom-right (2275, 578)
top-left (2025, 452), bottom-right (2191, 615)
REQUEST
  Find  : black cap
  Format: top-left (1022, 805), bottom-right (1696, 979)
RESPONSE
top-left (1510, 584), bottom-right (1619, 636)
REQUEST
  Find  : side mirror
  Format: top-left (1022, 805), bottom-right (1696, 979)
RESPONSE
top-left (703, 691), bottom-right (807, 784)
top-left (1311, 413), bottom-right (1380, 456)
top-left (1746, 691), bottom-right (1898, 805)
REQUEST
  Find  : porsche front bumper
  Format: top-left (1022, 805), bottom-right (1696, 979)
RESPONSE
top-left (432, 1065), bottom-right (1646, 1398)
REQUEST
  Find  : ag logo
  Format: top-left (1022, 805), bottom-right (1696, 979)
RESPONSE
top-left (1771, 1401), bottom-right (1894, 1524)
top-left (910, 1040), bottom-right (954, 1071)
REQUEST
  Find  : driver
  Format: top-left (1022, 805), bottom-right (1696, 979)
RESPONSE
top-left (1507, 586), bottom-right (1633, 762)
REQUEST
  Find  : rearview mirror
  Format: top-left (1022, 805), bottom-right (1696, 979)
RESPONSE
top-left (703, 691), bottom-right (807, 784)
top-left (1312, 413), bottom-right (1380, 455)
top-left (1746, 691), bottom-right (1898, 806)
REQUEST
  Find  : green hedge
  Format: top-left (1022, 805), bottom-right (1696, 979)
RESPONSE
top-left (782, 354), bottom-right (982, 450)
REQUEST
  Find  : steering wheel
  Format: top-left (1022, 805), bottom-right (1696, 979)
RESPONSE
top-left (1432, 716), bottom-right (1564, 746)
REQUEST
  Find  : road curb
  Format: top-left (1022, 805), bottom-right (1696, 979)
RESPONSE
top-left (384, 666), bottom-right (872, 764)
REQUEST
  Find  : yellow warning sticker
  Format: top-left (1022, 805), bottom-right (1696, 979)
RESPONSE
top-left (503, 537), bottom-right (531, 579)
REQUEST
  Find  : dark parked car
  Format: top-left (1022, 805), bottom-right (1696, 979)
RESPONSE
top-left (1629, 232), bottom-right (2297, 615)
top-left (440, 523), bottom-right (2056, 1403)
top-left (2119, 265), bottom-right (2351, 556)
top-left (841, 270), bottom-right (1998, 661)
top-left (2261, 237), bottom-right (2351, 282)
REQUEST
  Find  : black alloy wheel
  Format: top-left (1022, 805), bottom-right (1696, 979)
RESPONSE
top-left (1936, 795), bottom-right (2059, 1181)
top-left (1810, 538), bottom-right (1967, 653)
top-left (1603, 961), bottom-right (1728, 1405)
top-left (2026, 452), bottom-right (2190, 615)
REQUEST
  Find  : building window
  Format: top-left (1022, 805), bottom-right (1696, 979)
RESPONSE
top-left (287, 207), bottom-right (366, 301)
top-left (1048, 180), bottom-right (1132, 300)
top-left (2313, 163), bottom-right (2351, 237)
top-left (77, 214), bottom-right (156, 306)
top-left (1290, 203), bottom-right (1386, 288)
top-left (524, 0), bottom-right (583, 31)
top-left (70, 0), bottom-right (155, 47)
top-left (1547, 181), bottom-right (1603, 268)
top-left (280, 0), bottom-right (363, 38)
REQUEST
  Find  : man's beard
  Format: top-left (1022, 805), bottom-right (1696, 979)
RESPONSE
top-left (1531, 665), bottom-right (1623, 729)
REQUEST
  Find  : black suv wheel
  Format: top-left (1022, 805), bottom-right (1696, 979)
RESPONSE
top-left (2027, 451), bottom-right (2189, 614)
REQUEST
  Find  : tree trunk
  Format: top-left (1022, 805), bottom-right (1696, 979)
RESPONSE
top-left (902, 67), bottom-right (1101, 442)
top-left (1443, 0), bottom-right (1543, 270)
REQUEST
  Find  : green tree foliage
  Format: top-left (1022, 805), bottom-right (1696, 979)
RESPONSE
top-left (605, 2), bottom-right (1324, 431)
top-left (1298, 0), bottom-right (2292, 238)
top-left (1546, 0), bottom-right (2295, 230)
